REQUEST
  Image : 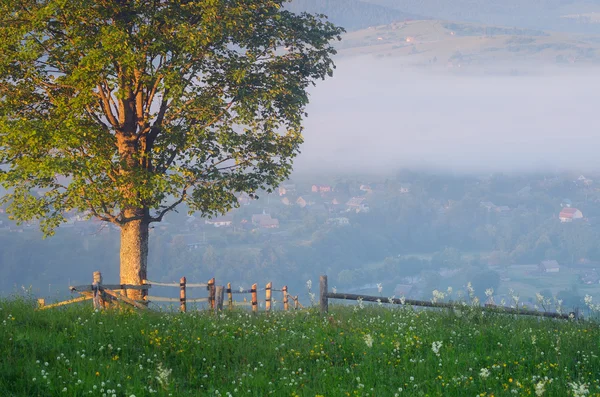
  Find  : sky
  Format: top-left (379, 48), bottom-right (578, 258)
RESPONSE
top-left (294, 57), bottom-right (600, 174)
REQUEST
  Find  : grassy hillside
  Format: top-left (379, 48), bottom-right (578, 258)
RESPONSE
top-left (286, 0), bottom-right (425, 31)
top-left (2, 298), bottom-right (600, 396)
top-left (337, 19), bottom-right (600, 69)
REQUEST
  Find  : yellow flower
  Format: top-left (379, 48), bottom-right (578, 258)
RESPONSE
top-left (95, 372), bottom-right (100, 376)
top-left (509, 378), bottom-right (513, 383)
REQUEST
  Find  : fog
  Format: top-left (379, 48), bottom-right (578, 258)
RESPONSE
top-left (296, 58), bottom-right (600, 174)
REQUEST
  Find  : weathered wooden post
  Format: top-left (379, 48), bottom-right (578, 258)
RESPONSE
top-left (265, 282), bottom-right (272, 312)
top-left (92, 271), bottom-right (105, 309)
top-left (251, 283), bottom-right (258, 314)
top-left (215, 286), bottom-right (224, 312)
top-left (179, 277), bottom-right (187, 313)
top-left (37, 298), bottom-right (45, 309)
top-left (227, 282), bottom-right (233, 310)
top-left (282, 286), bottom-right (289, 311)
top-left (320, 275), bottom-right (328, 313)
top-left (207, 278), bottom-right (215, 310)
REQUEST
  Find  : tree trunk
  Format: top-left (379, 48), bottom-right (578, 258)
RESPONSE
top-left (120, 211), bottom-right (149, 301)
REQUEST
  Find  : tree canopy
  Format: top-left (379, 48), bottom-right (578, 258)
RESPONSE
top-left (0, 0), bottom-right (343, 235)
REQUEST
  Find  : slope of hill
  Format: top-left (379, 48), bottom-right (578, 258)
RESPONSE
top-left (286, 0), bottom-right (426, 31)
top-left (364, 0), bottom-right (600, 34)
top-left (336, 19), bottom-right (600, 70)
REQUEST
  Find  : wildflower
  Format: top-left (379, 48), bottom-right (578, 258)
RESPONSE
top-left (376, 298), bottom-right (382, 306)
top-left (485, 288), bottom-right (494, 297)
top-left (479, 368), bottom-right (490, 379)
top-left (156, 362), bottom-right (172, 389)
top-left (431, 341), bottom-right (442, 357)
top-left (432, 290), bottom-right (445, 303)
top-left (357, 297), bottom-right (364, 309)
top-left (363, 334), bottom-right (374, 348)
top-left (388, 295), bottom-right (395, 304)
top-left (377, 283), bottom-right (383, 294)
top-left (535, 381), bottom-right (546, 396)
top-left (569, 381), bottom-right (589, 397)
top-left (332, 286), bottom-right (337, 294)
top-left (306, 280), bottom-right (312, 290)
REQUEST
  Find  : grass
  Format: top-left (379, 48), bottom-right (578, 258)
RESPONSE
top-left (1, 297), bottom-right (600, 397)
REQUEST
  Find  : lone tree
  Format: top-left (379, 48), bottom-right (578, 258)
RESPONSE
top-left (0, 1), bottom-right (343, 298)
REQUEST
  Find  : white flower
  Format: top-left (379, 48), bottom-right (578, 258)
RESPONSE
top-left (363, 334), bottom-right (374, 348)
top-left (569, 381), bottom-right (589, 397)
top-left (485, 288), bottom-right (494, 297)
top-left (432, 290), bottom-right (445, 303)
top-left (431, 341), bottom-right (442, 357)
top-left (306, 280), bottom-right (312, 290)
top-left (155, 362), bottom-right (172, 389)
top-left (357, 297), bottom-right (364, 309)
top-left (535, 380), bottom-right (546, 396)
top-left (332, 286), bottom-right (337, 294)
top-left (377, 283), bottom-right (383, 294)
top-left (479, 368), bottom-right (490, 379)
top-left (376, 298), bottom-right (382, 306)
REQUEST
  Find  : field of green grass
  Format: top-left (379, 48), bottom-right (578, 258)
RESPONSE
top-left (1, 298), bottom-right (600, 396)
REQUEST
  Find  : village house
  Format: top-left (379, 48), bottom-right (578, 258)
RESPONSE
top-left (580, 270), bottom-right (600, 285)
top-left (205, 215), bottom-right (233, 228)
top-left (346, 197), bottom-right (369, 213)
top-left (399, 183), bottom-right (411, 194)
top-left (327, 217), bottom-right (350, 226)
top-left (559, 207), bottom-right (583, 222)
top-left (251, 213), bottom-right (280, 229)
top-left (480, 201), bottom-right (496, 211)
top-left (278, 184), bottom-right (296, 196)
top-left (311, 184), bottom-right (332, 193)
top-left (296, 196), bottom-right (307, 208)
top-left (539, 260), bottom-right (560, 273)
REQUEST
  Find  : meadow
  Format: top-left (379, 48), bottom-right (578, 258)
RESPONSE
top-left (1, 297), bottom-right (600, 397)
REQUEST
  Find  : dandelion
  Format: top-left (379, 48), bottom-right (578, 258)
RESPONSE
top-left (363, 334), bottom-right (374, 348)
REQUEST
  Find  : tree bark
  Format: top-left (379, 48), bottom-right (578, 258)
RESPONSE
top-left (119, 210), bottom-right (149, 301)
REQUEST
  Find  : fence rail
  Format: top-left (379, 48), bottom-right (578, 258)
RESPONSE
top-left (39, 270), bottom-right (302, 313)
top-left (318, 275), bottom-right (577, 320)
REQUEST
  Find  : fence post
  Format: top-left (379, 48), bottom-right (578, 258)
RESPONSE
top-left (282, 286), bottom-right (288, 311)
top-left (265, 282), bottom-right (272, 312)
top-left (251, 283), bottom-right (258, 314)
top-left (320, 275), bottom-right (328, 313)
top-left (207, 278), bottom-right (215, 310)
top-left (227, 282), bottom-right (233, 310)
top-left (179, 277), bottom-right (187, 313)
top-left (215, 286), bottom-right (224, 312)
top-left (92, 271), bottom-right (105, 309)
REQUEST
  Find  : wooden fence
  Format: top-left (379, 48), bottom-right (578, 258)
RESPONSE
top-left (318, 275), bottom-right (579, 320)
top-left (37, 271), bottom-right (303, 313)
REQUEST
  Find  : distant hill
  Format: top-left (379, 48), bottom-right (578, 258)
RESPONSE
top-left (363, 0), bottom-right (600, 34)
top-left (286, 0), bottom-right (426, 31)
top-left (337, 19), bottom-right (600, 70)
